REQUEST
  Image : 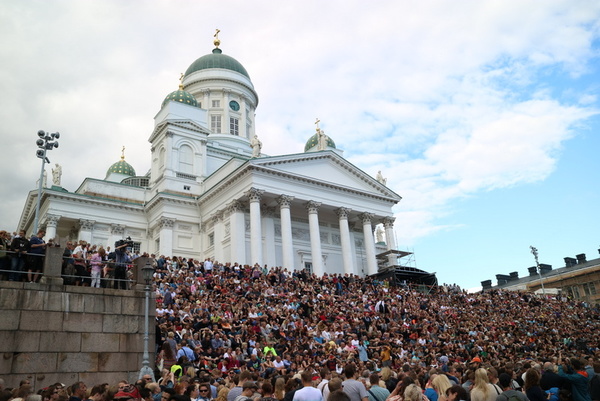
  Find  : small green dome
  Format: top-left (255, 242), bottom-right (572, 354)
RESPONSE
top-left (107, 159), bottom-right (136, 177)
top-left (185, 48), bottom-right (250, 79)
top-left (304, 131), bottom-right (336, 152)
top-left (162, 86), bottom-right (198, 108)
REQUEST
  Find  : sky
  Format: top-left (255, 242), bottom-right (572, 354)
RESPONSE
top-left (1, 0), bottom-right (599, 290)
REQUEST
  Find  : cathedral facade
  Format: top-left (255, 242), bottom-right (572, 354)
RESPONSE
top-left (18, 38), bottom-right (402, 277)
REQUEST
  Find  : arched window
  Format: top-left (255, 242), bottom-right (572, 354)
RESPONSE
top-left (179, 145), bottom-right (193, 174)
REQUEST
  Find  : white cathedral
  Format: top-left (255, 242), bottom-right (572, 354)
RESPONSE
top-left (18, 35), bottom-right (406, 278)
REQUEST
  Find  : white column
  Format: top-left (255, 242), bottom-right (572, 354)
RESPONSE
top-left (202, 89), bottom-right (210, 111)
top-left (213, 211), bottom-right (224, 263)
top-left (223, 89), bottom-right (231, 134)
top-left (228, 200), bottom-right (246, 264)
top-left (44, 214), bottom-right (60, 242)
top-left (360, 212), bottom-right (378, 276)
top-left (246, 188), bottom-right (264, 265)
top-left (262, 206), bottom-right (276, 269)
top-left (277, 195), bottom-right (295, 270)
top-left (336, 207), bottom-right (354, 275)
top-left (383, 216), bottom-right (397, 266)
top-left (78, 219), bottom-right (95, 244)
top-left (306, 201), bottom-right (324, 276)
top-left (158, 217), bottom-right (175, 257)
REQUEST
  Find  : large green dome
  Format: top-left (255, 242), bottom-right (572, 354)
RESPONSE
top-left (304, 131), bottom-right (336, 152)
top-left (162, 85), bottom-right (198, 108)
top-left (107, 159), bottom-right (136, 177)
top-left (185, 48), bottom-right (250, 79)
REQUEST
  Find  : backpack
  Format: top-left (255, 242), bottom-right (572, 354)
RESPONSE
top-left (501, 392), bottom-right (522, 401)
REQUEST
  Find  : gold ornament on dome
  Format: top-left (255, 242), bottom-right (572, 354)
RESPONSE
top-left (214, 28), bottom-right (221, 48)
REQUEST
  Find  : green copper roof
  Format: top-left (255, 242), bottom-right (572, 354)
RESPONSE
top-left (185, 48), bottom-right (250, 79)
top-left (162, 87), bottom-right (199, 108)
top-left (107, 159), bottom-right (136, 177)
top-left (304, 132), bottom-right (336, 152)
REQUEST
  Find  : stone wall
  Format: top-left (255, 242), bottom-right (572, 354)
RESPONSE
top-left (0, 270), bottom-right (155, 389)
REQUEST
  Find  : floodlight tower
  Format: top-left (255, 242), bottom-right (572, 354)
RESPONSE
top-left (34, 130), bottom-right (59, 234)
top-left (529, 245), bottom-right (546, 296)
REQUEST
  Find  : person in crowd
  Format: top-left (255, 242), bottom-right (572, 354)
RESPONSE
top-left (366, 373), bottom-right (389, 401)
top-left (10, 229), bottom-right (29, 282)
top-left (495, 374), bottom-right (528, 401)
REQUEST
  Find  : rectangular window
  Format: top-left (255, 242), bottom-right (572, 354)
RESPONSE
top-left (211, 115), bottom-right (221, 133)
top-left (304, 262), bottom-right (313, 275)
top-left (212, 100), bottom-right (220, 108)
top-left (583, 282), bottom-right (596, 295)
top-left (208, 233), bottom-right (215, 247)
top-left (230, 117), bottom-right (239, 135)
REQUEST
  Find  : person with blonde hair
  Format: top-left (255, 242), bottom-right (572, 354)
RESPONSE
top-left (470, 368), bottom-right (497, 401)
top-left (274, 377), bottom-right (286, 401)
top-left (403, 384), bottom-right (424, 401)
top-left (431, 375), bottom-right (452, 401)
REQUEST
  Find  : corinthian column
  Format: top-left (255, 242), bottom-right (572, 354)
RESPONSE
top-left (382, 216), bottom-right (397, 266)
top-left (336, 207), bottom-right (354, 275)
top-left (306, 201), bottom-right (323, 276)
top-left (246, 188), bottom-right (263, 265)
top-left (277, 195), bottom-right (295, 270)
top-left (44, 214), bottom-right (61, 242)
top-left (359, 212), bottom-right (378, 275)
top-left (227, 200), bottom-right (246, 264)
top-left (158, 217), bottom-right (175, 257)
top-left (212, 211), bottom-right (224, 263)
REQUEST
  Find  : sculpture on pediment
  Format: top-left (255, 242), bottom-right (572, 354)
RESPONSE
top-left (52, 163), bottom-right (62, 186)
top-left (251, 134), bottom-right (262, 158)
top-left (376, 170), bottom-right (387, 185)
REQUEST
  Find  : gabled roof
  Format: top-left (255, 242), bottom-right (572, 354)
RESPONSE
top-left (199, 150), bottom-right (401, 205)
top-left (149, 120), bottom-right (210, 143)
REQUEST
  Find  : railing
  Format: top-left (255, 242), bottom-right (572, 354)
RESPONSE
top-left (0, 248), bottom-right (136, 288)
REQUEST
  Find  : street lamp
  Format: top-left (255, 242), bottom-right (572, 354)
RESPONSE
top-left (139, 260), bottom-right (155, 381)
top-left (34, 130), bottom-right (59, 234)
top-left (529, 246), bottom-right (546, 296)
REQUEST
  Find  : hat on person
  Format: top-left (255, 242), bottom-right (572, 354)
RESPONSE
top-left (498, 373), bottom-right (512, 388)
top-left (471, 356), bottom-right (482, 363)
top-left (243, 381), bottom-right (258, 390)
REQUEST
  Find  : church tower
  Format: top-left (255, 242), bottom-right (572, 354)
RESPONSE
top-left (182, 29), bottom-right (259, 141)
top-left (148, 31), bottom-right (258, 196)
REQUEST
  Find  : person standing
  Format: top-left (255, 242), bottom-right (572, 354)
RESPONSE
top-left (9, 230), bottom-right (29, 281)
top-left (28, 229), bottom-right (46, 282)
top-left (495, 374), bottom-right (528, 401)
top-left (367, 373), bottom-right (390, 401)
top-left (90, 248), bottom-right (106, 288)
top-left (293, 371), bottom-right (322, 401)
top-left (557, 356), bottom-right (592, 401)
top-left (342, 365), bottom-right (369, 401)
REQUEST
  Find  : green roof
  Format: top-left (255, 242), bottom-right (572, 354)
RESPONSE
top-left (162, 88), bottom-right (198, 108)
top-left (107, 159), bottom-right (136, 177)
top-left (304, 132), bottom-right (336, 152)
top-left (185, 48), bottom-right (250, 79)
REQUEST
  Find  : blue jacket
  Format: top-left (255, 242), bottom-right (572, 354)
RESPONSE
top-left (558, 366), bottom-right (591, 401)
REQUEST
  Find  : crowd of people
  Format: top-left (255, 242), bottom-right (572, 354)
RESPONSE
top-left (2, 243), bottom-right (600, 401)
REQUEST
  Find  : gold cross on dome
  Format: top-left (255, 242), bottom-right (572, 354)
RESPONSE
top-left (214, 29), bottom-right (220, 39)
top-left (315, 118), bottom-right (321, 130)
top-left (121, 146), bottom-right (125, 160)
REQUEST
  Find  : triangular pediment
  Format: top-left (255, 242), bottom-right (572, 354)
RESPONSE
top-left (251, 152), bottom-right (400, 200)
top-left (149, 120), bottom-right (210, 143)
